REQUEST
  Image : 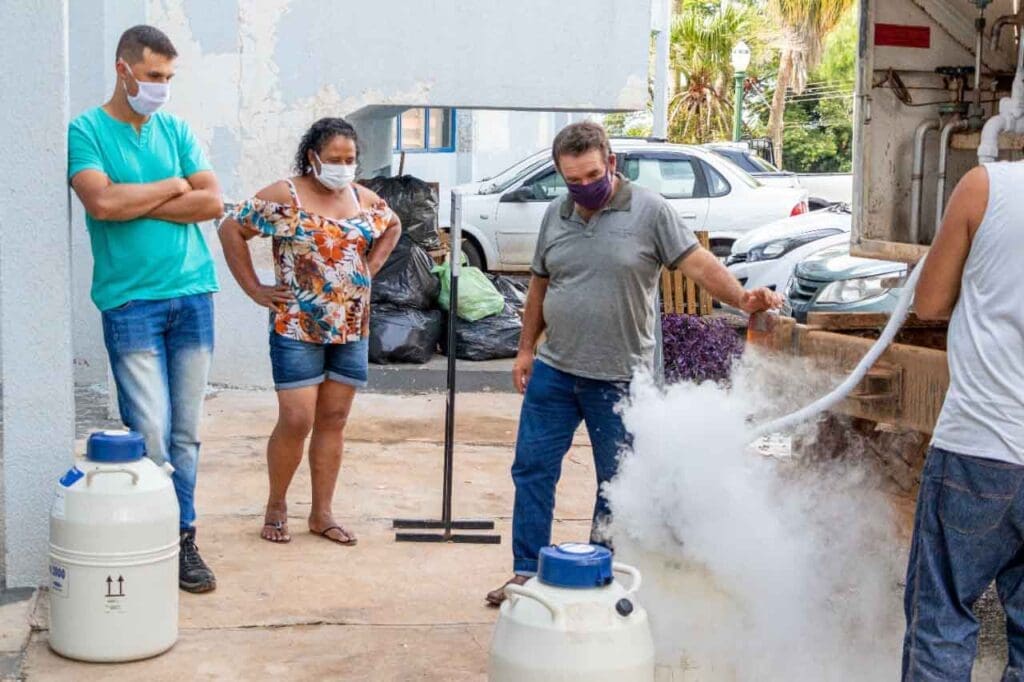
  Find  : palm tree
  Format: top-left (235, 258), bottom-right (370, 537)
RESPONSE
top-left (667, 0), bottom-right (765, 144)
top-left (766, 0), bottom-right (854, 166)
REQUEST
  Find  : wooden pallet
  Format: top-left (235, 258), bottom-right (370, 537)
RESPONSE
top-left (660, 231), bottom-right (713, 316)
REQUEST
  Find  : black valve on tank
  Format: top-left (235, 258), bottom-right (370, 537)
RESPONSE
top-left (616, 599), bottom-right (635, 617)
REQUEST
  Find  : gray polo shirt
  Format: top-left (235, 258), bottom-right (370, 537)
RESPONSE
top-left (532, 175), bottom-right (699, 382)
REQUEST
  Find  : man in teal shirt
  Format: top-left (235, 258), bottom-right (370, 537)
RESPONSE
top-left (69, 25), bottom-right (222, 593)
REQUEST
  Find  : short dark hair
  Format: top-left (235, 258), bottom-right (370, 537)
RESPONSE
top-left (294, 118), bottom-right (360, 175)
top-left (116, 25), bottom-right (178, 64)
top-left (552, 122), bottom-right (611, 167)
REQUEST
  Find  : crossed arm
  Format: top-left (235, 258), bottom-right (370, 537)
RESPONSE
top-left (70, 169), bottom-right (224, 224)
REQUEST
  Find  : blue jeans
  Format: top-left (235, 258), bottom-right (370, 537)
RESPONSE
top-left (268, 332), bottom-right (369, 391)
top-left (511, 360), bottom-right (630, 575)
top-left (101, 293), bottom-right (214, 530)
top-left (903, 446), bottom-right (1024, 681)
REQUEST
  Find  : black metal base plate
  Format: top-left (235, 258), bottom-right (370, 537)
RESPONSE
top-left (395, 532), bottom-right (502, 544)
top-left (393, 519), bottom-right (495, 530)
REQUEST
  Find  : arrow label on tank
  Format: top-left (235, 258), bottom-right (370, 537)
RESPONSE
top-left (105, 575), bottom-right (125, 598)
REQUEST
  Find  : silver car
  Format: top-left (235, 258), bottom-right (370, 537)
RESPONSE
top-left (783, 243), bottom-right (907, 323)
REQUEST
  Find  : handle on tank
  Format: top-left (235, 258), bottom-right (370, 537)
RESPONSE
top-left (86, 468), bottom-right (139, 486)
top-left (613, 562), bottom-right (642, 596)
top-left (503, 584), bottom-right (566, 628)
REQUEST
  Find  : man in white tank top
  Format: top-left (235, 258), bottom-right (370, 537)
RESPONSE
top-left (902, 163), bottom-right (1024, 681)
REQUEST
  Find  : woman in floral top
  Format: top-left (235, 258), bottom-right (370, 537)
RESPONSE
top-left (219, 118), bottom-right (401, 545)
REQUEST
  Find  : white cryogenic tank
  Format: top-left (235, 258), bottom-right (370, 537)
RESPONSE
top-left (48, 430), bottom-right (180, 662)
top-left (489, 543), bottom-right (655, 682)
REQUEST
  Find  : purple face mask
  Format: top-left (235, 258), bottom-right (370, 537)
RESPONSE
top-left (567, 172), bottom-right (613, 211)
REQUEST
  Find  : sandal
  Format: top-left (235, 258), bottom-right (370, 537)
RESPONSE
top-left (311, 525), bottom-right (358, 546)
top-left (261, 520), bottom-right (291, 544)
top-left (486, 575), bottom-right (530, 607)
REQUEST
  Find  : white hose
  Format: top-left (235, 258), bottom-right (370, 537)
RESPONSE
top-left (747, 255), bottom-right (926, 440)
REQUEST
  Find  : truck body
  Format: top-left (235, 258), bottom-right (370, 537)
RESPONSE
top-left (774, 0), bottom-right (1023, 436)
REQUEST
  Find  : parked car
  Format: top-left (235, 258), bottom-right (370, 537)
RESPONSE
top-left (782, 242), bottom-right (907, 323)
top-left (727, 203), bottom-right (851, 293)
top-left (452, 139), bottom-right (809, 272)
top-left (703, 142), bottom-right (834, 211)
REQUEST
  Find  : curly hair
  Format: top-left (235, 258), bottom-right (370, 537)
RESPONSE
top-left (294, 117), bottom-right (359, 176)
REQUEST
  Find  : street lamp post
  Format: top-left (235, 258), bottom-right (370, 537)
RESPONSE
top-left (731, 41), bottom-right (751, 142)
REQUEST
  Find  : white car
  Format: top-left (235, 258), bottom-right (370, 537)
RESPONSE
top-left (726, 203), bottom-right (851, 293)
top-left (452, 139), bottom-right (810, 272)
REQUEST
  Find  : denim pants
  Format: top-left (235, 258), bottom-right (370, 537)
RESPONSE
top-left (511, 360), bottom-right (630, 575)
top-left (903, 446), bottom-right (1024, 681)
top-left (101, 293), bottom-right (214, 530)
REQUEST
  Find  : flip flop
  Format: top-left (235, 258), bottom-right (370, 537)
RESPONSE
top-left (311, 525), bottom-right (358, 546)
top-left (261, 520), bottom-right (291, 544)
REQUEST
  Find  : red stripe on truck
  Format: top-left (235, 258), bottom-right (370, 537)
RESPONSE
top-left (875, 23), bottom-right (931, 49)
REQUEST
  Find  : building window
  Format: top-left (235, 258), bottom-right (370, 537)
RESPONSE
top-left (394, 108), bottom-right (456, 153)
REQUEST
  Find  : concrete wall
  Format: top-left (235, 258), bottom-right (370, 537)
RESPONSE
top-left (0, 0), bottom-right (75, 588)
top-left (70, 0), bottom-right (148, 387)
top-left (67, 0), bottom-right (651, 389)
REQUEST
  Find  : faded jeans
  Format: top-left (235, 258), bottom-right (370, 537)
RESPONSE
top-left (903, 446), bottom-right (1024, 682)
top-left (101, 293), bottom-right (214, 529)
top-left (511, 360), bottom-right (631, 575)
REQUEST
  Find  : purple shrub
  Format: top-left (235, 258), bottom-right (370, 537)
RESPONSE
top-left (662, 314), bottom-right (744, 384)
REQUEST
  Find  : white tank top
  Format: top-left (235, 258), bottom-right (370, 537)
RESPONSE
top-left (932, 161), bottom-right (1024, 463)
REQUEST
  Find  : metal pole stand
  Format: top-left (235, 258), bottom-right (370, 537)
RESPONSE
top-left (393, 190), bottom-right (501, 545)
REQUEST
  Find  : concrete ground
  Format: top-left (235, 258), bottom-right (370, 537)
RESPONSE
top-left (10, 388), bottom-right (600, 681)
top-left (0, 384), bottom-right (1012, 680)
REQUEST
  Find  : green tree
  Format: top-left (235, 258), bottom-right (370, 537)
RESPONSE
top-left (667, 0), bottom-right (768, 143)
top-left (766, 0), bottom-right (854, 165)
top-left (780, 5), bottom-right (856, 172)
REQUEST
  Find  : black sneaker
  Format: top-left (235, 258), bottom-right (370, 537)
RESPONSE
top-left (179, 528), bottom-right (216, 593)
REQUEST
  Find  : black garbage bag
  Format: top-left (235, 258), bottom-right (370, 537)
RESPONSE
top-left (362, 175), bottom-right (441, 250)
top-left (441, 304), bottom-right (522, 361)
top-left (371, 235), bottom-right (440, 310)
top-left (487, 274), bottom-right (527, 310)
top-left (369, 304), bottom-right (443, 365)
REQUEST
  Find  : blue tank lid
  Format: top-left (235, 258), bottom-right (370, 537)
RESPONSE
top-left (537, 543), bottom-right (614, 589)
top-left (87, 430), bottom-right (146, 463)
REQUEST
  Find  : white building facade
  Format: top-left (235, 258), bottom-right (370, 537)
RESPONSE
top-left (0, 0), bottom-right (652, 587)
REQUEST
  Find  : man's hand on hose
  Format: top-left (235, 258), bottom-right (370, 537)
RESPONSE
top-left (513, 349), bottom-right (534, 394)
top-left (738, 288), bottom-right (784, 314)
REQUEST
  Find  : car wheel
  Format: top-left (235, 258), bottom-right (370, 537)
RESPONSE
top-left (461, 238), bottom-right (486, 271)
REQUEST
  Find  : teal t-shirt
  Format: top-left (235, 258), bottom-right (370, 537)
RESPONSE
top-left (68, 107), bottom-right (219, 311)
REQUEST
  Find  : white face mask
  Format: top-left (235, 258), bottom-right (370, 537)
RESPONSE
top-left (120, 61), bottom-right (170, 116)
top-left (313, 152), bottom-right (357, 191)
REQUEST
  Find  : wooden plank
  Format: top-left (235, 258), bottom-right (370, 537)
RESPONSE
top-left (796, 327), bottom-right (949, 434)
top-left (806, 312), bottom-right (947, 331)
top-left (660, 270), bottom-right (673, 314)
top-left (850, 239), bottom-right (929, 264)
top-left (673, 270), bottom-right (685, 314)
top-left (697, 232), bottom-right (713, 315)
top-left (659, 231), bottom-right (711, 317)
top-left (950, 130), bottom-right (1024, 152)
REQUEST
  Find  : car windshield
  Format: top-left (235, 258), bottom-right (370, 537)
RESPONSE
top-left (745, 154), bottom-right (779, 173)
top-left (711, 154), bottom-right (762, 188)
top-left (480, 151), bottom-right (551, 193)
top-left (712, 147), bottom-right (779, 174)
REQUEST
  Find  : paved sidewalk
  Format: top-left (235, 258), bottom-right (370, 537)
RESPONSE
top-left (10, 389), bottom-right (598, 681)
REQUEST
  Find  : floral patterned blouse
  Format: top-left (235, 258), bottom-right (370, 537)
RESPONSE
top-left (226, 179), bottom-right (392, 344)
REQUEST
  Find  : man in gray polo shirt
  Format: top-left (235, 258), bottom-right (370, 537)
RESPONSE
top-left (486, 122), bottom-right (780, 605)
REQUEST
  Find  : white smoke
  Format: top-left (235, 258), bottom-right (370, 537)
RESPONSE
top-left (606, 358), bottom-right (905, 681)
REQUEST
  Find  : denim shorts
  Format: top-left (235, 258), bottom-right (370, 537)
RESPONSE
top-left (268, 332), bottom-right (369, 391)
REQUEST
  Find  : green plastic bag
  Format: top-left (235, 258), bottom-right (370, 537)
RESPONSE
top-left (432, 255), bottom-right (505, 322)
